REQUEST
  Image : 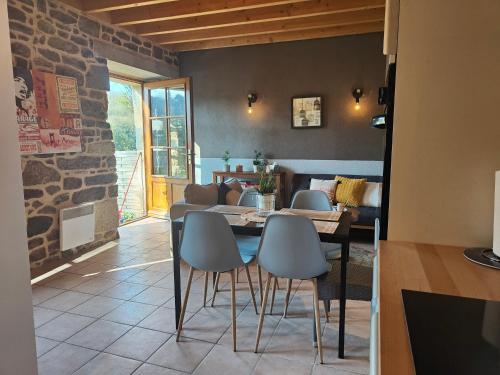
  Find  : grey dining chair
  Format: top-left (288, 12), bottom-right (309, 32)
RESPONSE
top-left (278, 189), bottom-right (340, 321)
top-left (254, 214), bottom-right (331, 363)
top-left (176, 211), bottom-right (258, 351)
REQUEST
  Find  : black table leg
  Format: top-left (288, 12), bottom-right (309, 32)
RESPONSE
top-left (338, 239), bottom-right (349, 358)
top-left (172, 223), bottom-right (181, 329)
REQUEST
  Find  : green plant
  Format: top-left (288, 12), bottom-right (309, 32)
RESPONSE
top-left (253, 150), bottom-right (263, 166)
top-left (257, 172), bottom-right (276, 194)
top-left (222, 150), bottom-right (231, 164)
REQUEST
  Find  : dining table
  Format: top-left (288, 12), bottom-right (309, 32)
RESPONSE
top-left (170, 205), bottom-right (352, 358)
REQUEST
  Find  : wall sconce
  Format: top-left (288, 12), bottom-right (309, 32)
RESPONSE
top-left (247, 93), bottom-right (257, 114)
top-left (352, 88), bottom-right (363, 111)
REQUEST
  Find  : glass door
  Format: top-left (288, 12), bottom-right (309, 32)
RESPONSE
top-left (144, 78), bottom-right (194, 217)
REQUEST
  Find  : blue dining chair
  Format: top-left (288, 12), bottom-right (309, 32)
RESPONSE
top-left (254, 214), bottom-right (331, 363)
top-left (176, 211), bottom-right (258, 351)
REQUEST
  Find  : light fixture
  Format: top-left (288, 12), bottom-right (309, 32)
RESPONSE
top-left (352, 88), bottom-right (363, 111)
top-left (247, 93), bottom-right (257, 114)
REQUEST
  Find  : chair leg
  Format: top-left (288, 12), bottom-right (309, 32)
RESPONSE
top-left (270, 277), bottom-right (278, 315)
top-left (312, 278), bottom-right (324, 364)
top-left (229, 269), bottom-right (237, 351)
top-left (255, 275), bottom-right (272, 353)
top-left (203, 272), bottom-right (209, 307)
top-left (283, 279), bottom-right (292, 318)
top-left (257, 265), bottom-right (263, 303)
top-left (211, 272), bottom-right (221, 307)
top-left (323, 300), bottom-right (330, 323)
top-left (244, 265), bottom-right (258, 314)
top-left (176, 266), bottom-right (194, 342)
top-left (236, 267), bottom-right (240, 283)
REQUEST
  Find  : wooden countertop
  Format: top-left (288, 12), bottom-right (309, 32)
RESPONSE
top-left (379, 241), bottom-right (500, 375)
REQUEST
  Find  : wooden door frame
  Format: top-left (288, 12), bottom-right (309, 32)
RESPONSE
top-left (143, 77), bottom-right (194, 215)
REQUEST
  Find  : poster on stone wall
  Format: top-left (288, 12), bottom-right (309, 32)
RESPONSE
top-left (14, 67), bottom-right (82, 154)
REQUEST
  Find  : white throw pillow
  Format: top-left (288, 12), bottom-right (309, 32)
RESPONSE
top-left (309, 179), bottom-right (338, 201)
top-left (361, 182), bottom-right (382, 207)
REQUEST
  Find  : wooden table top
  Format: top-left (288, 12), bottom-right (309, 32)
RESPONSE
top-left (379, 241), bottom-right (500, 375)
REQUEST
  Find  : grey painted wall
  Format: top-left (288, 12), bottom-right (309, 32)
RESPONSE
top-left (180, 33), bottom-right (386, 161)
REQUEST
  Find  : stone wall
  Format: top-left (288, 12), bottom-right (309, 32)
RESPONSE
top-left (8, 0), bottom-right (179, 267)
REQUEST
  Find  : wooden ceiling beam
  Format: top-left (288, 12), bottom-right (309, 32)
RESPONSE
top-left (167, 21), bottom-right (384, 51)
top-left (109, 0), bottom-right (314, 26)
top-left (135, 0), bottom-right (385, 36)
top-left (83, 1), bottom-right (180, 14)
top-left (152, 8), bottom-right (385, 44)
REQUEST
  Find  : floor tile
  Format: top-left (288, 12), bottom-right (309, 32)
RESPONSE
top-left (67, 319), bottom-right (132, 351)
top-left (35, 336), bottom-right (59, 357)
top-left (125, 270), bottom-right (167, 285)
top-left (102, 301), bottom-right (157, 325)
top-left (312, 365), bottom-right (358, 374)
top-left (99, 281), bottom-right (148, 300)
top-left (69, 295), bottom-right (124, 318)
top-left (42, 272), bottom-right (89, 290)
top-left (105, 326), bottom-right (170, 361)
top-left (148, 336), bottom-right (214, 373)
top-left (253, 354), bottom-right (313, 375)
top-left (72, 276), bottom-right (121, 295)
top-left (193, 344), bottom-right (259, 375)
top-left (32, 286), bottom-right (65, 305)
top-left (70, 262), bottom-right (117, 277)
top-left (73, 352), bottom-right (141, 375)
top-left (134, 363), bottom-right (184, 375)
top-left (180, 309), bottom-right (232, 343)
top-left (164, 291), bottom-right (210, 313)
top-left (36, 313), bottom-right (95, 341)
top-left (99, 267), bottom-right (142, 281)
top-left (37, 342), bottom-right (98, 375)
top-left (138, 306), bottom-right (191, 334)
top-left (33, 306), bottom-right (63, 328)
top-left (39, 290), bottom-right (94, 312)
top-left (131, 286), bottom-right (174, 306)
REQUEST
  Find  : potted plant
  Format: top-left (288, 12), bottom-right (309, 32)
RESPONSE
top-left (253, 150), bottom-right (263, 173)
top-left (222, 150), bottom-right (231, 172)
top-left (256, 172), bottom-right (276, 216)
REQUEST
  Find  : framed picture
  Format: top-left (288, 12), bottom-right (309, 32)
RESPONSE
top-left (291, 96), bottom-right (323, 129)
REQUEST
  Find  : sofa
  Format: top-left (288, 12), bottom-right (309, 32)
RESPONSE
top-left (290, 173), bottom-right (382, 229)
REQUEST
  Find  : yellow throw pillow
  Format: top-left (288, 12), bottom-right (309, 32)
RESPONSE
top-left (334, 176), bottom-right (367, 207)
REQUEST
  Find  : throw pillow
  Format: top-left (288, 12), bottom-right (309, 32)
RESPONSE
top-left (361, 182), bottom-right (383, 207)
top-left (184, 183), bottom-right (219, 205)
top-left (225, 178), bottom-right (243, 193)
top-left (334, 176), bottom-right (367, 207)
top-left (225, 189), bottom-right (242, 206)
top-left (309, 178), bottom-right (338, 202)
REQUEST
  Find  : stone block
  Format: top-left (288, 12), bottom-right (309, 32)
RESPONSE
top-left (38, 19), bottom-right (55, 34)
top-left (108, 185), bottom-right (118, 198)
top-left (53, 193), bottom-right (69, 205)
top-left (124, 42), bottom-right (138, 52)
top-left (70, 34), bottom-right (88, 47)
top-left (11, 41), bottom-right (31, 58)
top-left (24, 189), bottom-right (44, 199)
top-left (55, 65), bottom-right (84, 86)
top-left (63, 177), bottom-right (82, 189)
top-left (49, 9), bottom-right (76, 25)
top-left (48, 36), bottom-right (78, 54)
top-left (78, 16), bottom-right (100, 38)
top-left (9, 21), bottom-right (34, 36)
top-left (46, 185), bottom-right (61, 195)
top-left (30, 247), bottom-right (47, 263)
top-left (28, 237), bottom-right (44, 250)
top-left (72, 186), bottom-right (106, 204)
top-left (85, 64), bottom-right (109, 90)
top-left (153, 46), bottom-right (163, 60)
top-left (85, 173), bottom-right (117, 186)
top-left (27, 215), bottom-right (53, 237)
top-left (80, 98), bottom-right (107, 118)
top-left (115, 31), bottom-right (130, 41)
top-left (57, 156), bottom-right (101, 170)
top-left (62, 55), bottom-right (86, 70)
top-left (8, 6), bottom-right (26, 23)
top-left (38, 48), bottom-right (60, 62)
top-left (39, 205), bottom-right (57, 214)
top-left (23, 160), bottom-right (61, 185)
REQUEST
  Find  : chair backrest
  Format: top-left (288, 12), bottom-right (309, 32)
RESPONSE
top-left (257, 214), bottom-right (330, 279)
top-left (179, 211), bottom-right (243, 272)
top-left (237, 188), bottom-right (259, 207)
top-left (374, 218), bottom-right (380, 254)
top-left (290, 190), bottom-right (333, 211)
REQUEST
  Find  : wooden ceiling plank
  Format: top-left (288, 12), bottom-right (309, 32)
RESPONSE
top-left (151, 8), bottom-right (385, 44)
top-left (83, 1), bottom-right (180, 14)
top-left (109, 0), bottom-right (314, 25)
top-left (135, 0), bottom-right (385, 36)
top-left (167, 21), bottom-right (384, 51)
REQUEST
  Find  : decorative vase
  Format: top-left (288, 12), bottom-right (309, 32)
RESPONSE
top-left (224, 164), bottom-right (230, 172)
top-left (236, 164), bottom-right (243, 172)
top-left (257, 193), bottom-right (275, 216)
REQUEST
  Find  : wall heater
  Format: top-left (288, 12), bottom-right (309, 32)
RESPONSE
top-left (60, 203), bottom-right (95, 251)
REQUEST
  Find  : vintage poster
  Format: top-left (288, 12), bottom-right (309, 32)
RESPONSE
top-left (33, 70), bottom-right (82, 153)
top-left (14, 67), bottom-right (41, 154)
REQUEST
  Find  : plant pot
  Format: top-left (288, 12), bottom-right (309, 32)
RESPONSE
top-left (257, 193), bottom-right (276, 216)
top-left (253, 165), bottom-right (259, 173)
top-left (236, 164), bottom-right (243, 172)
top-left (224, 164), bottom-right (230, 172)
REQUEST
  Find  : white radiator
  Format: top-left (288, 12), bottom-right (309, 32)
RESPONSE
top-left (60, 203), bottom-right (95, 251)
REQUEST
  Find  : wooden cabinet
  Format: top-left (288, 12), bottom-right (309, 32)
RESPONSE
top-left (212, 171), bottom-right (287, 208)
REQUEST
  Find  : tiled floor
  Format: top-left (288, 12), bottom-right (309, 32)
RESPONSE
top-left (32, 217), bottom-right (371, 375)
